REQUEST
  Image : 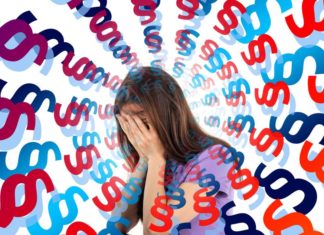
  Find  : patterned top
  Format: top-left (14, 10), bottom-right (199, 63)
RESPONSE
top-left (164, 144), bottom-right (234, 235)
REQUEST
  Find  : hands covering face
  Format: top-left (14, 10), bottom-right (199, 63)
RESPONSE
top-left (116, 113), bottom-right (165, 163)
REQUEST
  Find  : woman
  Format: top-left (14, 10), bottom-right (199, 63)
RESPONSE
top-left (111, 66), bottom-right (235, 235)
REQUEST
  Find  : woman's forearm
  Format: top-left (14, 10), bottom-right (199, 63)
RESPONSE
top-left (113, 158), bottom-right (148, 232)
top-left (142, 155), bottom-right (167, 234)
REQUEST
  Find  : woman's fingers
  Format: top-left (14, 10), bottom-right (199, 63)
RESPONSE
top-left (117, 115), bottom-right (136, 143)
top-left (116, 114), bottom-right (147, 157)
top-left (131, 115), bottom-right (150, 136)
top-left (116, 114), bottom-right (128, 134)
top-left (124, 114), bottom-right (145, 143)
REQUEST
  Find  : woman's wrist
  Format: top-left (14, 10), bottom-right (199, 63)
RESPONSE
top-left (147, 153), bottom-right (165, 165)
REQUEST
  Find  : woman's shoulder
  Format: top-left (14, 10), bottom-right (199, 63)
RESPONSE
top-left (186, 143), bottom-right (232, 167)
top-left (182, 143), bottom-right (235, 182)
top-left (166, 143), bottom-right (234, 177)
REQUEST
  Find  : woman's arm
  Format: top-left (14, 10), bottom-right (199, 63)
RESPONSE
top-left (142, 155), bottom-right (169, 234)
top-left (115, 114), bottom-right (207, 234)
top-left (142, 154), bottom-right (214, 235)
top-left (113, 157), bottom-right (148, 233)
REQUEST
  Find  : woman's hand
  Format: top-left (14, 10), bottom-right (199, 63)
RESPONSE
top-left (116, 113), bottom-right (166, 163)
top-left (117, 113), bottom-right (146, 160)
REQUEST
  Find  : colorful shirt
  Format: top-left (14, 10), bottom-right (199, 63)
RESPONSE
top-left (164, 144), bottom-right (234, 235)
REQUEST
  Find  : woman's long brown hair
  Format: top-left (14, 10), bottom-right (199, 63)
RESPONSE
top-left (113, 66), bottom-right (231, 222)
